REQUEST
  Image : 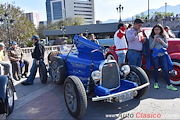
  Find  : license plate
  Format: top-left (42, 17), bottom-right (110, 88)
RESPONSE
top-left (118, 91), bottom-right (134, 103)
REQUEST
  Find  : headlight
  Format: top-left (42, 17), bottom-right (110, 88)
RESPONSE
top-left (91, 70), bottom-right (101, 81)
top-left (121, 65), bottom-right (130, 75)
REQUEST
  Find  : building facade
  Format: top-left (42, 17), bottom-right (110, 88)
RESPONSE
top-left (46, 0), bottom-right (95, 24)
top-left (39, 21), bottom-right (48, 26)
top-left (24, 12), bottom-right (40, 28)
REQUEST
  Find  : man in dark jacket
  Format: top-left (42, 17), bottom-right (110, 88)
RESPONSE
top-left (21, 35), bottom-right (45, 85)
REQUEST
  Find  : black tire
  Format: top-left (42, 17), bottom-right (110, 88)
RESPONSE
top-left (126, 65), bottom-right (149, 98)
top-left (64, 76), bottom-right (87, 119)
top-left (5, 81), bottom-right (14, 115)
top-left (39, 61), bottom-right (48, 84)
top-left (49, 56), bottom-right (67, 85)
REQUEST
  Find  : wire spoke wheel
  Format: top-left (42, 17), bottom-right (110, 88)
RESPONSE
top-left (126, 71), bottom-right (141, 85)
top-left (49, 57), bottom-right (66, 85)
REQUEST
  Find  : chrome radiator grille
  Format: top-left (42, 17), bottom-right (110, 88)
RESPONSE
top-left (101, 62), bottom-right (120, 89)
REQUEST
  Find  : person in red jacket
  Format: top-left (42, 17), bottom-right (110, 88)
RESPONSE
top-left (114, 22), bottom-right (128, 67)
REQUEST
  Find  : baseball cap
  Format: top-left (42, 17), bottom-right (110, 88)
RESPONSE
top-left (31, 35), bottom-right (39, 40)
top-left (0, 43), bottom-right (5, 47)
top-left (11, 41), bottom-right (17, 45)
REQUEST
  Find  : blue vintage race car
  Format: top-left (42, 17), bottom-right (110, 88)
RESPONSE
top-left (47, 35), bottom-right (150, 119)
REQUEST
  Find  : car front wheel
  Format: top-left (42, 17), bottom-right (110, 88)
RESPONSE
top-left (64, 76), bottom-right (87, 119)
top-left (125, 65), bottom-right (149, 98)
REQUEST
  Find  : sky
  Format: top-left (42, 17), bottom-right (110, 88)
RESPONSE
top-left (0, 0), bottom-right (180, 21)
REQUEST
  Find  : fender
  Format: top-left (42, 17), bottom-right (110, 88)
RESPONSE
top-left (0, 75), bottom-right (8, 102)
top-left (54, 56), bottom-right (67, 76)
top-left (169, 53), bottom-right (180, 60)
top-left (105, 51), bottom-right (118, 61)
top-left (54, 56), bottom-right (66, 65)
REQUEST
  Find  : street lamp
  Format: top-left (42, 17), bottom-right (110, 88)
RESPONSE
top-left (85, 28), bottom-right (88, 38)
top-left (0, 13), bottom-right (15, 48)
top-left (116, 4), bottom-right (124, 22)
top-left (60, 24), bottom-right (66, 38)
top-left (165, 2), bottom-right (167, 17)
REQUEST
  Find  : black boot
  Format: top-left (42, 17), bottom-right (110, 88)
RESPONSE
top-left (22, 72), bottom-right (28, 78)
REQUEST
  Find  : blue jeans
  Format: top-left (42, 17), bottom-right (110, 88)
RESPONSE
top-left (117, 53), bottom-right (126, 64)
top-left (25, 59), bottom-right (44, 84)
top-left (127, 50), bottom-right (142, 67)
top-left (152, 55), bottom-right (171, 85)
top-left (0, 61), bottom-right (14, 80)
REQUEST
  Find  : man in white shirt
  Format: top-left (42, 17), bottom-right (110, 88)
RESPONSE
top-left (114, 23), bottom-right (128, 67)
top-left (89, 34), bottom-right (99, 45)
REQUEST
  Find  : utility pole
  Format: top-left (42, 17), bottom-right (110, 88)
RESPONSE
top-left (148, 0), bottom-right (150, 20)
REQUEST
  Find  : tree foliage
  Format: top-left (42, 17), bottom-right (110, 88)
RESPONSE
top-left (152, 11), bottom-right (174, 18)
top-left (135, 11), bottom-right (174, 20)
top-left (0, 3), bottom-right (36, 44)
top-left (37, 17), bottom-right (84, 39)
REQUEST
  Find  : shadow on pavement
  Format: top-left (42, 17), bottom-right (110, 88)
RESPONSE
top-left (83, 99), bottom-right (140, 120)
top-left (143, 70), bottom-right (180, 100)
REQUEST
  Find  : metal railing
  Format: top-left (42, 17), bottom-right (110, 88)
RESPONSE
top-left (4, 45), bottom-right (60, 61)
top-left (21, 45), bottom-right (60, 54)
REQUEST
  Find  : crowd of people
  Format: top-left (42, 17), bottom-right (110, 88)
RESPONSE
top-left (0, 35), bottom-right (45, 86)
top-left (77, 19), bottom-right (177, 91)
top-left (113, 18), bottom-right (177, 91)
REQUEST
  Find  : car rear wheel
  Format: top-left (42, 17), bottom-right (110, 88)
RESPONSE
top-left (125, 65), bottom-right (149, 98)
top-left (64, 76), bottom-right (87, 119)
top-left (49, 56), bottom-right (67, 85)
top-left (170, 60), bottom-right (180, 85)
top-left (39, 61), bottom-right (48, 84)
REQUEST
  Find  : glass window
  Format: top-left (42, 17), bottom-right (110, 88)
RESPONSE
top-left (52, 1), bottom-right (63, 20)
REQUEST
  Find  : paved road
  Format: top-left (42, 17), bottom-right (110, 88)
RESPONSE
top-left (3, 58), bottom-right (180, 119)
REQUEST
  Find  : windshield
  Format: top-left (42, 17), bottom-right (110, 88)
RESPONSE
top-left (59, 44), bottom-right (77, 53)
